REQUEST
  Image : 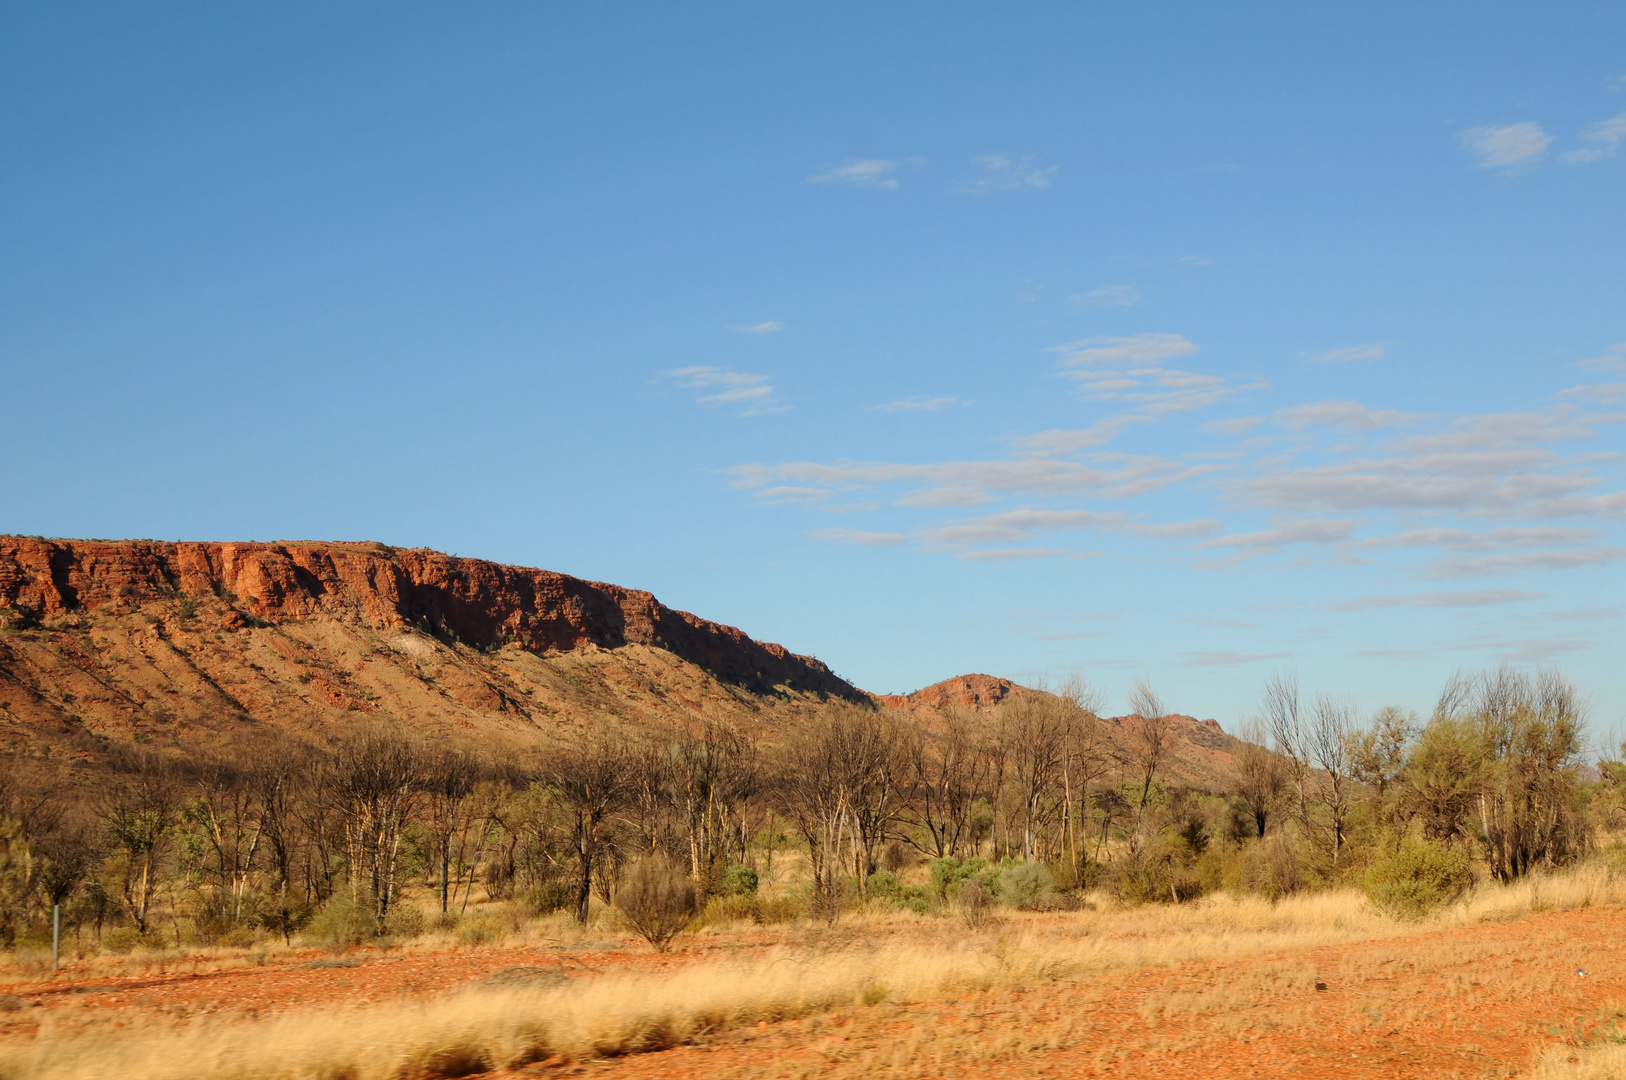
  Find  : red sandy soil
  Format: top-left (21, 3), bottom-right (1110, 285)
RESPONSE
top-left (2, 909), bottom-right (1621, 1078)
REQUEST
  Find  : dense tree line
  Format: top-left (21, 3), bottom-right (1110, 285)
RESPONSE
top-left (0, 666), bottom-right (1619, 951)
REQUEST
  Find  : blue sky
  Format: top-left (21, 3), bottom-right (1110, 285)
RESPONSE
top-left (3, 3), bottom-right (1623, 737)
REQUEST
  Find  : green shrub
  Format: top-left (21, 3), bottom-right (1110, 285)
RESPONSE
top-left (864, 869), bottom-right (930, 914)
top-left (720, 864), bottom-right (759, 896)
top-left (102, 927), bottom-right (144, 955)
top-left (1363, 833), bottom-right (1473, 918)
top-left (928, 855), bottom-right (987, 900)
top-left (219, 926), bottom-right (258, 948)
top-left (456, 914), bottom-right (502, 946)
top-left (303, 893), bottom-right (377, 950)
top-left (865, 869), bottom-right (899, 897)
top-left (524, 879), bottom-right (575, 915)
top-left (385, 902), bottom-right (428, 939)
top-left (996, 861), bottom-right (1055, 911)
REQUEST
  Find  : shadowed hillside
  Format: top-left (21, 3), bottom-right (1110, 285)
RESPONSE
top-left (0, 538), bottom-right (862, 758)
top-left (0, 539), bottom-right (1244, 789)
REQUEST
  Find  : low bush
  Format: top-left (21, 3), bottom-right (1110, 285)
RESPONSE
top-left (523, 880), bottom-right (575, 916)
top-left (384, 903), bottom-right (428, 939)
top-left (616, 855), bottom-right (697, 952)
top-left (1363, 833), bottom-right (1473, 918)
top-left (864, 869), bottom-right (930, 914)
top-left (957, 879), bottom-right (998, 930)
top-left (101, 927), bottom-right (144, 955)
top-left (303, 893), bottom-right (376, 951)
top-left (702, 892), bottom-right (805, 925)
top-left (455, 914), bottom-right (502, 947)
top-left (719, 864), bottom-right (759, 897)
top-left (995, 861), bottom-right (1055, 911)
top-left (928, 855), bottom-right (988, 900)
top-left (1241, 834), bottom-right (1303, 902)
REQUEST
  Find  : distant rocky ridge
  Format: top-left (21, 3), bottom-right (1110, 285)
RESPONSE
top-left (0, 539), bottom-right (1242, 791)
top-left (0, 538), bottom-right (859, 699)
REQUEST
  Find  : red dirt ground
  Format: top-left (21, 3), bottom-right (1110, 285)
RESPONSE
top-left (2, 908), bottom-right (1621, 1078)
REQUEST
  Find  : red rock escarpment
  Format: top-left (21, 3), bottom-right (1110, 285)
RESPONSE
top-left (0, 538), bottom-right (860, 699)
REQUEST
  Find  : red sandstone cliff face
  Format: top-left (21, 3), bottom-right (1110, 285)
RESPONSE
top-left (0, 539), bottom-right (859, 700)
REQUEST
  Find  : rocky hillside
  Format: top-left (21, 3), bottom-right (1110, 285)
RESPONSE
top-left (0, 538), bottom-right (1245, 792)
top-left (0, 538), bottom-right (861, 758)
top-left (879, 673), bottom-right (1244, 793)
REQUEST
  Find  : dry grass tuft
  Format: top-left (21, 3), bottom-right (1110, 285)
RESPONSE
top-left (1526, 1038), bottom-right (1626, 1080)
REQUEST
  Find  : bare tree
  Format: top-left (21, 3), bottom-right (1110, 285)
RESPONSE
top-left (422, 748), bottom-right (486, 913)
top-left (98, 748), bottom-right (182, 934)
top-left (1259, 672), bottom-right (1311, 836)
top-left (547, 735), bottom-right (634, 924)
top-left (1232, 720), bottom-right (1286, 839)
top-left (332, 726), bottom-right (424, 925)
top-left (778, 705), bottom-right (903, 917)
top-left (670, 719), bottom-right (761, 895)
top-left (901, 708), bottom-right (993, 859)
top-left (624, 737), bottom-right (675, 860)
top-left (1000, 690), bottom-right (1076, 863)
top-left (1124, 679), bottom-right (1169, 852)
top-left (250, 747), bottom-right (306, 942)
top-left (1058, 677), bottom-right (1115, 881)
top-left (1307, 695), bottom-right (1355, 865)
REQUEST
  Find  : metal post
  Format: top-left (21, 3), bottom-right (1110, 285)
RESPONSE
top-left (52, 904), bottom-right (60, 973)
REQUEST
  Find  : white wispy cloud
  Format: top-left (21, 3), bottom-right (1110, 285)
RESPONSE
top-left (1275, 400), bottom-right (1430, 433)
top-left (895, 488), bottom-right (991, 508)
top-left (1202, 518), bottom-right (1359, 551)
top-left (729, 321), bottom-right (783, 335)
top-left (664, 367), bottom-right (786, 416)
top-left (1329, 589), bottom-right (1543, 612)
top-left (1351, 526), bottom-right (1602, 553)
top-left (950, 154), bottom-right (1057, 195)
top-left (728, 455), bottom-right (1223, 505)
top-left (1015, 417), bottom-right (1149, 456)
top-left (806, 159), bottom-right (905, 190)
top-left (1425, 547), bottom-right (1626, 578)
top-left (1201, 416), bottom-right (1265, 436)
top-left (956, 547), bottom-right (1080, 562)
top-left (1302, 342), bottom-right (1392, 364)
top-left (1459, 122), bottom-right (1553, 169)
top-left (1561, 111), bottom-right (1626, 164)
top-left (1072, 285), bottom-right (1140, 308)
top-left (808, 529), bottom-right (907, 546)
top-left (915, 508), bottom-right (1218, 549)
top-left (1177, 255), bottom-right (1215, 268)
top-left (1049, 333), bottom-right (1264, 415)
top-left (1053, 332), bottom-right (1198, 367)
top-left (870, 397), bottom-right (962, 413)
top-left (1580, 344), bottom-right (1626, 371)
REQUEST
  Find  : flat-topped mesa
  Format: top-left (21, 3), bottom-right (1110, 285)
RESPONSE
top-left (0, 538), bottom-right (861, 699)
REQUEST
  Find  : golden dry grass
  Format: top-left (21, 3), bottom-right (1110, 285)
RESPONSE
top-left (1527, 1041), bottom-right (1626, 1080)
top-left (3, 862), bottom-right (1623, 1080)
